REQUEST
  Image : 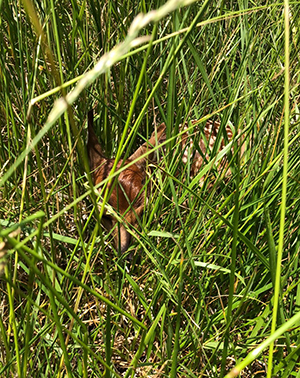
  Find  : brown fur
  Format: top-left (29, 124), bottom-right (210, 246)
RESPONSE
top-left (87, 111), bottom-right (241, 253)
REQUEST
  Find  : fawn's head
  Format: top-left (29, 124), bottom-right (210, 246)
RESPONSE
top-left (87, 110), bottom-right (165, 253)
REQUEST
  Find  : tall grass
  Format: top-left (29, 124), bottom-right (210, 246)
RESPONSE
top-left (1, 0), bottom-right (300, 377)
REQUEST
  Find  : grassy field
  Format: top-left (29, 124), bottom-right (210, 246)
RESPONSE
top-left (1, 0), bottom-right (300, 377)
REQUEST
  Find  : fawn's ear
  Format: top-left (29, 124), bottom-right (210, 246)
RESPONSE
top-left (87, 109), bottom-right (106, 175)
top-left (129, 122), bottom-right (166, 166)
top-left (115, 224), bottom-right (132, 254)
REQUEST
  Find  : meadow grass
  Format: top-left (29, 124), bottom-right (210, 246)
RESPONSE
top-left (0, 0), bottom-right (300, 377)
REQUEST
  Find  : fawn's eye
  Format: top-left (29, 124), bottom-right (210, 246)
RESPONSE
top-left (102, 215), bottom-right (114, 231)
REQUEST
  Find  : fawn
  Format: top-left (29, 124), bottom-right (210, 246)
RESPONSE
top-left (87, 110), bottom-right (237, 253)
